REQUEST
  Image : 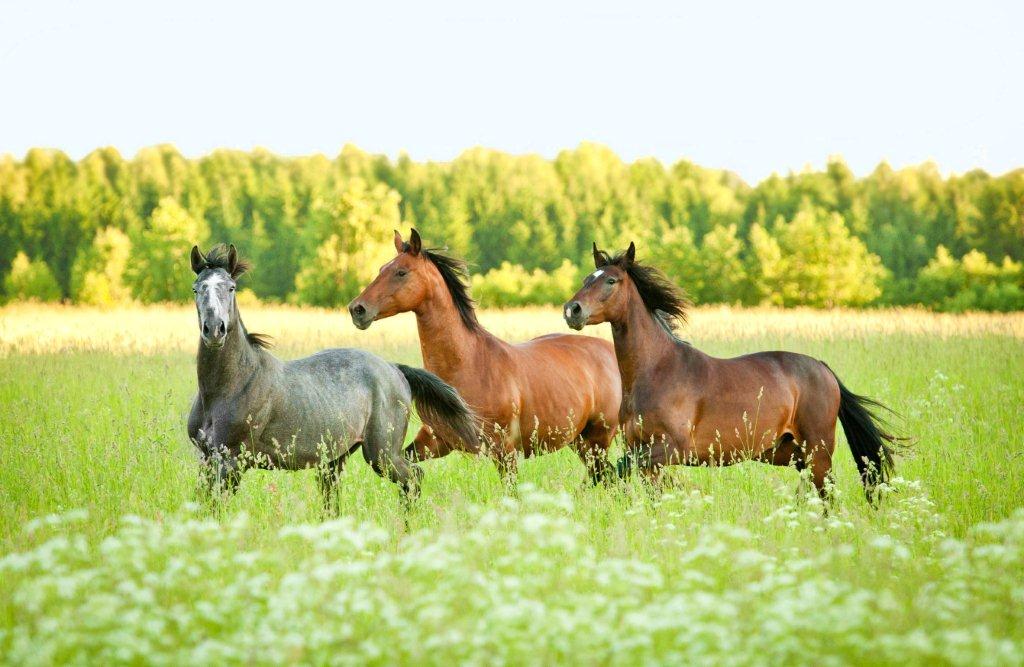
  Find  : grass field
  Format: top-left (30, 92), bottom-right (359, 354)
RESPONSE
top-left (1, 304), bottom-right (1023, 665)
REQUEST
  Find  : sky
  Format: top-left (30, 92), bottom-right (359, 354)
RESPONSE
top-left (0, 0), bottom-right (1021, 185)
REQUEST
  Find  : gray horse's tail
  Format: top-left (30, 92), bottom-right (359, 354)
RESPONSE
top-left (395, 364), bottom-right (480, 449)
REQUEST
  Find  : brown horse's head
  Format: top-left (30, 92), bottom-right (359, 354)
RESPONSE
top-left (564, 241), bottom-right (690, 332)
top-left (348, 229), bottom-right (479, 331)
top-left (563, 242), bottom-right (636, 330)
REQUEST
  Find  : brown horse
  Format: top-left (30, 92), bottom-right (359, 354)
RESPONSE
top-left (348, 229), bottom-right (622, 485)
top-left (563, 241), bottom-right (901, 502)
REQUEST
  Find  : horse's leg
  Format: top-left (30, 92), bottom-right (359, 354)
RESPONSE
top-left (481, 419), bottom-right (520, 492)
top-left (316, 446), bottom-right (357, 517)
top-left (634, 432), bottom-right (685, 490)
top-left (491, 446), bottom-right (519, 493)
top-left (803, 433), bottom-right (837, 508)
top-left (575, 418), bottom-right (615, 485)
top-left (197, 442), bottom-right (242, 504)
top-left (363, 416), bottom-right (424, 504)
top-left (404, 426), bottom-right (454, 462)
top-left (759, 434), bottom-right (814, 500)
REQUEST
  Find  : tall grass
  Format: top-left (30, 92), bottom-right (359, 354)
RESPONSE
top-left (1, 305), bottom-right (1022, 664)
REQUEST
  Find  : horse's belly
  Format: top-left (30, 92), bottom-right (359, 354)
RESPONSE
top-left (520, 413), bottom-right (587, 455)
top-left (254, 417), bottom-right (360, 469)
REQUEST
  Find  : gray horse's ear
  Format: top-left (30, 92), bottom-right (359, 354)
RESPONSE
top-left (190, 245), bottom-right (205, 274)
top-left (393, 230), bottom-right (405, 253)
top-left (623, 241), bottom-right (636, 266)
top-left (408, 228), bottom-right (422, 256)
top-left (592, 242), bottom-right (605, 268)
top-left (227, 244), bottom-right (238, 277)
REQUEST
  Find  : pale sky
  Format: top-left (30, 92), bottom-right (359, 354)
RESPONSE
top-left (1, 0), bottom-right (1021, 184)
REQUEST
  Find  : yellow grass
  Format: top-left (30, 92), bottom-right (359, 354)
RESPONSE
top-left (2, 303), bottom-right (1022, 357)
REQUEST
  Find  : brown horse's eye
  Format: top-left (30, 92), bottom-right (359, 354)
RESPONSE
top-left (606, 278), bottom-right (617, 285)
top-left (396, 269), bottom-right (408, 278)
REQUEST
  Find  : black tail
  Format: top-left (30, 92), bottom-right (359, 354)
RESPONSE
top-left (395, 364), bottom-right (480, 450)
top-left (825, 365), bottom-right (902, 502)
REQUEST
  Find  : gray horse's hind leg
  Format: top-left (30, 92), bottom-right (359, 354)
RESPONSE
top-left (362, 413), bottom-right (423, 503)
top-left (316, 446), bottom-right (358, 516)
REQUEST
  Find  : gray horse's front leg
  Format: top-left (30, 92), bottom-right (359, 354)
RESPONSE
top-left (195, 433), bottom-right (242, 504)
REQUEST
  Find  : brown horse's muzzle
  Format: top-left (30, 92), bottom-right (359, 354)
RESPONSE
top-left (348, 300), bottom-right (378, 330)
top-left (563, 300), bottom-right (589, 330)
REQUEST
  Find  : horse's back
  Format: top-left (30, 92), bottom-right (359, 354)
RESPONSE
top-left (275, 348), bottom-right (410, 445)
top-left (709, 350), bottom-right (839, 418)
top-left (516, 331), bottom-right (615, 364)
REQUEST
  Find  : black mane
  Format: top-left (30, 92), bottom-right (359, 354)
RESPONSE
top-left (201, 243), bottom-right (251, 279)
top-left (597, 248), bottom-right (691, 333)
top-left (422, 248), bottom-right (480, 331)
top-left (198, 243), bottom-right (271, 349)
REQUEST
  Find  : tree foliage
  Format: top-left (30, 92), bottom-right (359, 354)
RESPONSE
top-left (749, 204), bottom-right (886, 307)
top-left (71, 227), bottom-right (132, 306)
top-left (0, 144), bottom-right (1021, 310)
top-left (3, 252), bottom-right (61, 302)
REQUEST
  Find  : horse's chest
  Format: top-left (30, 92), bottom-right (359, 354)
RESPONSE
top-left (620, 387), bottom-right (688, 445)
top-left (194, 399), bottom-right (269, 453)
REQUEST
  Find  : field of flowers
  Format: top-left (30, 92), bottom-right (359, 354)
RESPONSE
top-left (1, 305), bottom-right (1023, 664)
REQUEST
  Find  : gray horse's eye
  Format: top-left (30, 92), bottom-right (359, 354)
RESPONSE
top-left (229, 286), bottom-right (235, 292)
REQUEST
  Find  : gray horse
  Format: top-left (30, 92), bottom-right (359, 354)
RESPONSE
top-left (186, 244), bottom-right (479, 508)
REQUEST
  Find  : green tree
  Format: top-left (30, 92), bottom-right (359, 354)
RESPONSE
top-left (292, 179), bottom-right (400, 306)
top-left (3, 252), bottom-right (61, 302)
top-left (916, 246), bottom-right (1024, 312)
top-left (128, 198), bottom-right (208, 303)
top-left (749, 204), bottom-right (885, 307)
top-left (71, 227), bottom-right (132, 306)
top-left (700, 224), bottom-right (747, 303)
top-left (644, 225), bottom-right (703, 299)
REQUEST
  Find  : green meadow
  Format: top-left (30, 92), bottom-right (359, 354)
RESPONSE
top-left (1, 305), bottom-right (1023, 665)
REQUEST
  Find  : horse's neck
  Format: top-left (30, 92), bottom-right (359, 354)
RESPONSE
top-left (413, 286), bottom-right (487, 377)
top-left (611, 293), bottom-right (694, 395)
top-left (197, 318), bottom-right (265, 405)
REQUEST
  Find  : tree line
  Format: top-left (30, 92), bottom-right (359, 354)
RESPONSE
top-left (1, 143), bottom-right (1022, 311)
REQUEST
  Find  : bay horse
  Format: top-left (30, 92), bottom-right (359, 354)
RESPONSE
top-left (186, 244), bottom-right (479, 509)
top-left (563, 241), bottom-right (901, 503)
top-left (347, 229), bottom-right (621, 485)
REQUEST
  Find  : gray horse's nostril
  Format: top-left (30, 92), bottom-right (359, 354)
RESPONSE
top-left (216, 322), bottom-right (226, 337)
top-left (202, 323), bottom-right (210, 336)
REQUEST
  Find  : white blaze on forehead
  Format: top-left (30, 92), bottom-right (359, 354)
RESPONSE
top-left (198, 272), bottom-right (231, 320)
top-left (590, 269), bottom-right (605, 280)
top-left (201, 272), bottom-right (230, 288)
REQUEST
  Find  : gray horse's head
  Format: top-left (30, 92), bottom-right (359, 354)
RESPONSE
top-left (190, 244), bottom-right (247, 349)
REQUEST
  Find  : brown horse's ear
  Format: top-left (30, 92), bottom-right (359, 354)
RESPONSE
top-left (393, 230), bottom-right (405, 253)
top-left (190, 245), bottom-right (205, 274)
top-left (592, 242), bottom-right (606, 268)
top-left (408, 228), bottom-right (422, 256)
top-left (623, 241), bottom-right (636, 267)
top-left (226, 244), bottom-right (238, 277)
